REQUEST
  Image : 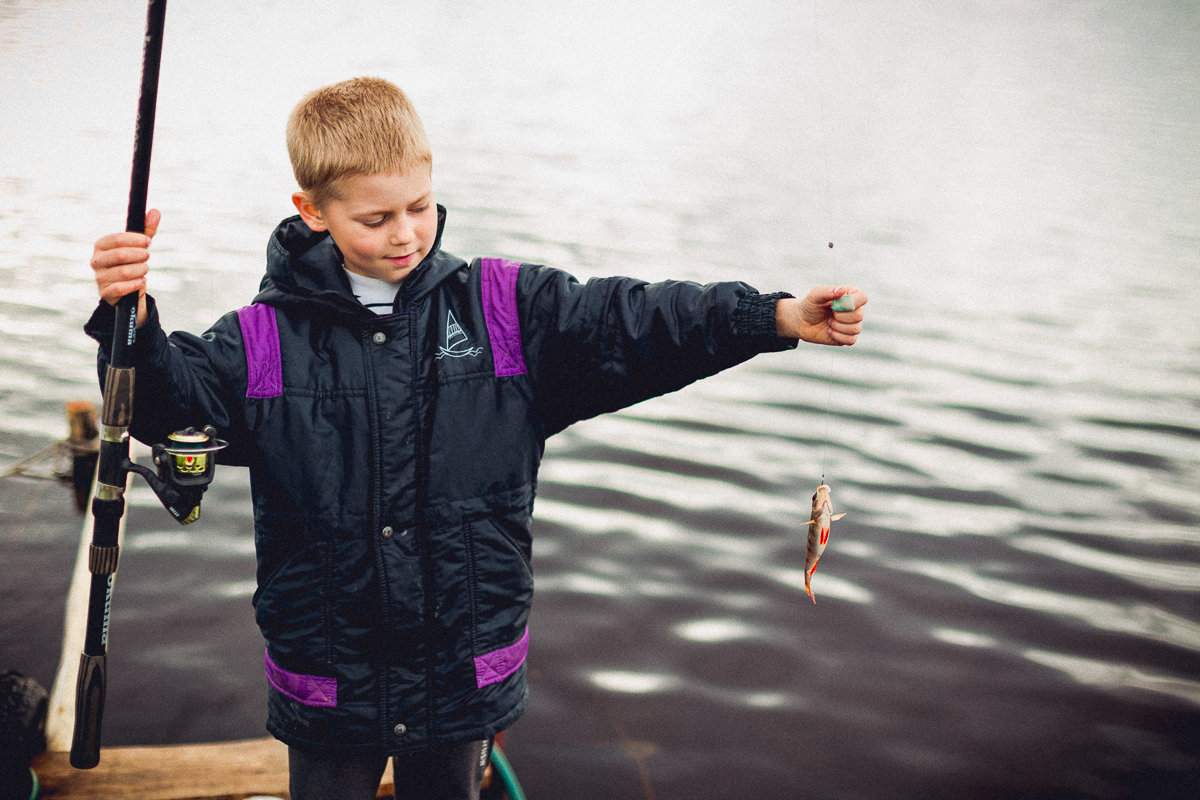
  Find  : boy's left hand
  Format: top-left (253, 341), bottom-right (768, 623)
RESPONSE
top-left (775, 286), bottom-right (867, 346)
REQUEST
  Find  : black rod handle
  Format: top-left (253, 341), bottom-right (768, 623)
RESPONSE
top-left (69, 499), bottom-right (123, 769)
top-left (68, 653), bottom-right (107, 770)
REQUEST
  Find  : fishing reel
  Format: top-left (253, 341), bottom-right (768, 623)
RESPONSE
top-left (125, 426), bottom-right (228, 525)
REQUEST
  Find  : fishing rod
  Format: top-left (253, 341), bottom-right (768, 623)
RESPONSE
top-left (68, 0), bottom-right (168, 770)
top-left (70, 0), bottom-right (226, 769)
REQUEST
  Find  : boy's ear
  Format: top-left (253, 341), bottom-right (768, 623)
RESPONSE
top-left (292, 192), bottom-right (328, 232)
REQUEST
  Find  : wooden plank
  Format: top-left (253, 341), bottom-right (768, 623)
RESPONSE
top-left (33, 739), bottom-right (395, 800)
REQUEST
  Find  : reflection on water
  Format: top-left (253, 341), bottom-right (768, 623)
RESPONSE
top-left (3, 1), bottom-right (1200, 797)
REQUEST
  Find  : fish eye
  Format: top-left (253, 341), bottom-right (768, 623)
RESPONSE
top-left (811, 493), bottom-right (817, 501)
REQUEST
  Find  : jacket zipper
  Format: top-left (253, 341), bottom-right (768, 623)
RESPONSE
top-left (361, 323), bottom-right (395, 747)
top-left (407, 303), bottom-right (441, 741)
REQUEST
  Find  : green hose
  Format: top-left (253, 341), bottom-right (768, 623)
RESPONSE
top-left (490, 744), bottom-right (527, 800)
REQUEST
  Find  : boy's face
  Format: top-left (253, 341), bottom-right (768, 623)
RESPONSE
top-left (293, 166), bottom-right (437, 284)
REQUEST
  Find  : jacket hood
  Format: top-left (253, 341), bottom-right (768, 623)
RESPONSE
top-left (254, 204), bottom-right (463, 314)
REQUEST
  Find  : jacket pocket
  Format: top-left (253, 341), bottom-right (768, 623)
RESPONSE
top-left (252, 511), bottom-right (335, 663)
top-left (462, 512), bottom-right (534, 672)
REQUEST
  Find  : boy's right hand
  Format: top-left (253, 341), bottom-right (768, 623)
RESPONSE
top-left (90, 208), bottom-right (161, 328)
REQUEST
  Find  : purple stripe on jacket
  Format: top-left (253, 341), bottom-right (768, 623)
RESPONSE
top-left (237, 303), bottom-right (283, 398)
top-left (474, 627), bottom-right (530, 689)
top-left (264, 649), bottom-right (338, 707)
top-left (480, 258), bottom-right (528, 377)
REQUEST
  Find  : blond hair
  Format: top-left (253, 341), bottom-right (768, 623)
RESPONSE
top-left (286, 77), bottom-right (432, 209)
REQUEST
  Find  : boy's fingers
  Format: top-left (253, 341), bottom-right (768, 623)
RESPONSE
top-left (104, 261), bottom-right (149, 280)
top-left (827, 286), bottom-right (867, 307)
top-left (143, 208), bottom-right (162, 239)
top-left (807, 285), bottom-right (844, 304)
top-left (91, 245), bottom-right (150, 271)
top-left (99, 278), bottom-right (147, 306)
top-left (827, 321), bottom-right (861, 345)
top-left (826, 288), bottom-right (867, 332)
top-left (93, 231), bottom-right (152, 257)
top-left (94, 262), bottom-right (148, 296)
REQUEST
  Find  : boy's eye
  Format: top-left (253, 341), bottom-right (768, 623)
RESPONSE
top-left (361, 217), bottom-right (386, 228)
top-left (410, 205), bottom-right (429, 214)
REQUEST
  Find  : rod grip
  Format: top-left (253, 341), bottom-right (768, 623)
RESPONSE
top-left (69, 652), bottom-right (107, 769)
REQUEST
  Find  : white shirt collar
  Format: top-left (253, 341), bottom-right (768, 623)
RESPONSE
top-left (344, 269), bottom-right (401, 315)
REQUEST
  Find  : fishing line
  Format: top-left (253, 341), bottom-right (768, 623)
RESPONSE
top-left (809, 0), bottom-right (840, 485)
top-left (795, 1), bottom-right (856, 607)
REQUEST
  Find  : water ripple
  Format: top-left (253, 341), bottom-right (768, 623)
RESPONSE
top-left (588, 670), bottom-right (680, 695)
top-left (1082, 417), bottom-right (1200, 442)
top-left (922, 434), bottom-right (1033, 463)
top-left (672, 617), bottom-right (765, 643)
top-left (1012, 534), bottom-right (1200, 592)
top-left (899, 559), bottom-right (1200, 653)
top-left (845, 480), bottom-right (1023, 510)
top-left (1024, 649), bottom-right (1200, 709)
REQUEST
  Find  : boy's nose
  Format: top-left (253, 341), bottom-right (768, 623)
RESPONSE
top-left (389, 219), bottom-right (412, 245)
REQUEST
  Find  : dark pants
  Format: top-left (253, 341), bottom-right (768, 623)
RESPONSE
top-left (289, 738), bottom-right (493, 800)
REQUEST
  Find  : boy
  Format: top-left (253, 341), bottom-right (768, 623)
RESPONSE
top-left (87, 77), bottom-right (866, 799)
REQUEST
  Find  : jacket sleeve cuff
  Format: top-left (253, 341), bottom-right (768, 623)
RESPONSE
top-left (733, 291), bottom-right (797, 348)
top-left (84, 296), bottom-right (164, 362)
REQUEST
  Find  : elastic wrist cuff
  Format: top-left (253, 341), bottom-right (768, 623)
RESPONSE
top-left (84, 296), bottom-right (160, 359)
top-left (734, 291), bottom-right (794, 338)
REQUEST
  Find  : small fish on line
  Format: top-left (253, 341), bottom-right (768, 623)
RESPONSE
top-left (805, 481), bottom-right (845, 604)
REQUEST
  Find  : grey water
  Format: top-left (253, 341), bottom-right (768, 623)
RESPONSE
top-left (2, 1), bottom-right (1199, 797)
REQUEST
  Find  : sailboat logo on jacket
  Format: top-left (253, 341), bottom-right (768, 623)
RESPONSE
top-left (436, 309), bottom-right (483, 360)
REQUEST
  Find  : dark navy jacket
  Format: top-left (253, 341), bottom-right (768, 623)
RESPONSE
top-left (85, 207), bottom-right (797, 753)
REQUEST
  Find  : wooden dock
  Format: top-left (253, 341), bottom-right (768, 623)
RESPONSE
top-left (33, 738), bottom-right (395, 799)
